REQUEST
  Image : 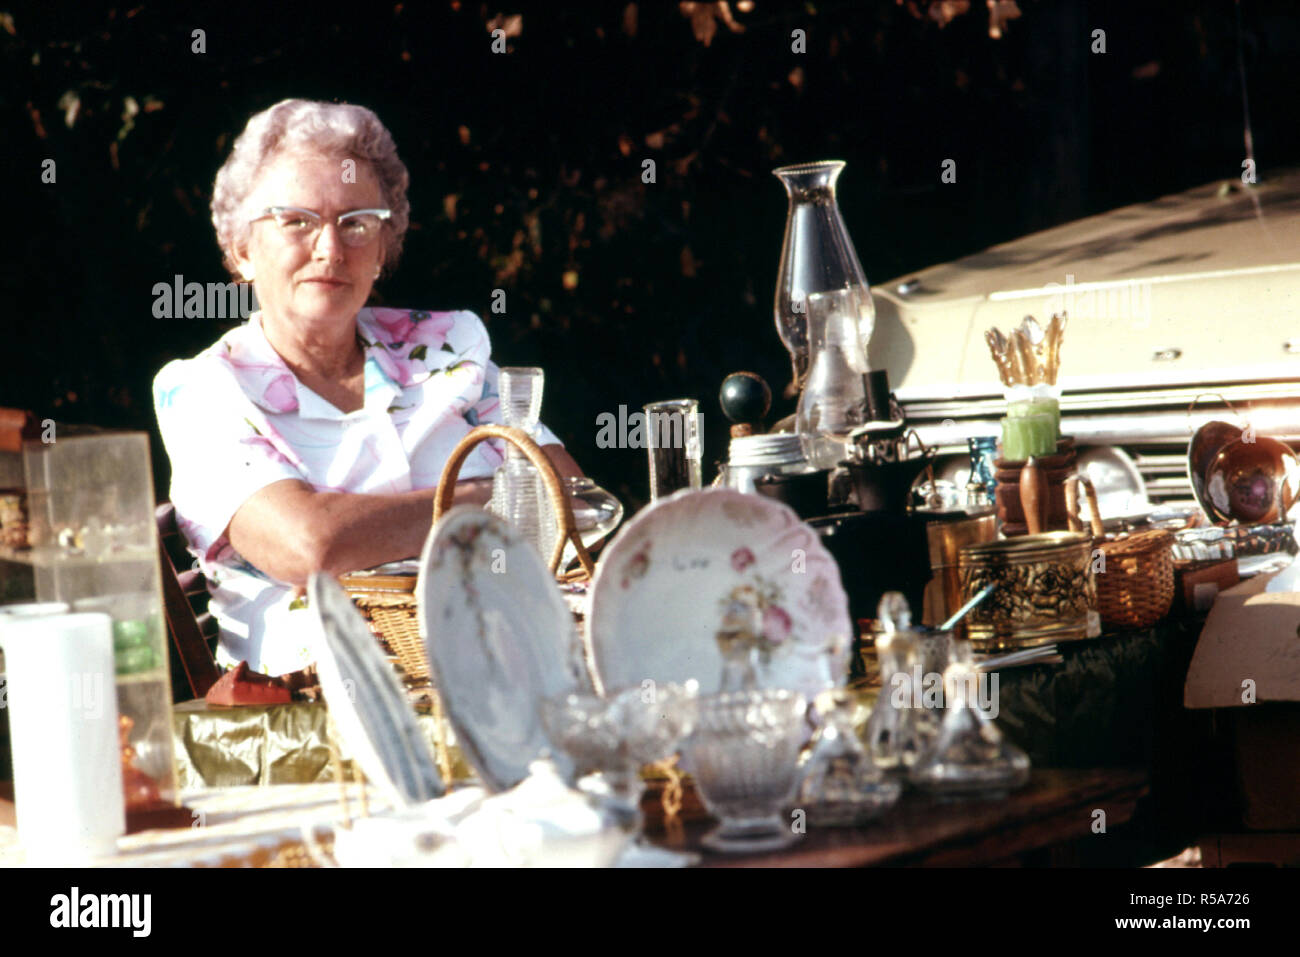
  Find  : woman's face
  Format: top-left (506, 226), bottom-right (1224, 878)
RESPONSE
top-left (235, 150), bottom-right (386, 336)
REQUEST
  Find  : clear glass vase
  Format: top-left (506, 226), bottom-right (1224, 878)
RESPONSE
top-left (489, 367), bottom-right (557, 561)
top-left (773, 160), bottom-right (875, 397)
top-left (689, 689), bottom-right (808, 854)
top-left (865, 628), bottom-right (923, 771)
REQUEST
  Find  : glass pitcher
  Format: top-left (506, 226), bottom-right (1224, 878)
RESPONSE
top-left (773, 160), bottom-right (875, 397)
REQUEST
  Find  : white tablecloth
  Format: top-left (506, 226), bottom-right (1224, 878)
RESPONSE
top-left (0, 783), bottom-right (388, 867)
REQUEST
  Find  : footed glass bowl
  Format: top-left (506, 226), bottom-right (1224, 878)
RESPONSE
top-left (689, 689), bottom-right (808, 854)
top-left (540, 682), bottom-right (698, 830)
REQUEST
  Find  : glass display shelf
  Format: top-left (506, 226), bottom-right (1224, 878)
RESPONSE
top-left (1, 431), bottom-right (180, 811)
top-left (0, 544), bottom-right (156, 568)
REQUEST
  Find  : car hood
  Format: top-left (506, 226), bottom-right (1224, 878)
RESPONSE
top-left (868, 169), bottom-right (1300, 399)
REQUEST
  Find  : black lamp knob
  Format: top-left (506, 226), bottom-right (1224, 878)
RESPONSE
top-left (719, 372), bottom-right (772, 431)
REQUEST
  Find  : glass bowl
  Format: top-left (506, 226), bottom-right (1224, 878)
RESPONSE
top-left (540, 682), bottom-right (698, 827)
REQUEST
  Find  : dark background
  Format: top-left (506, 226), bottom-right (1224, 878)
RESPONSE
top-left (3, 0), bottom-right (1298, 511)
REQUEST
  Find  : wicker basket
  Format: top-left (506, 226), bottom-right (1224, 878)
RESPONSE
top-left (341, 425), bottom-right (594, 684)
top-left (1094, 528), bottom-right (1175, 629)
top-left (341, 573), bottom-right (429, 681)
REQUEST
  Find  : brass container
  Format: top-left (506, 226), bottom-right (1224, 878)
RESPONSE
top-left (957, 531), bottom-right (1096, 650)
top-left (922, 510), bottom-right (999, 628)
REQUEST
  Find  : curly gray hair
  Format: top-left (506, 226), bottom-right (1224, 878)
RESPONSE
top-left (211, 99), bottom-right (410, 277)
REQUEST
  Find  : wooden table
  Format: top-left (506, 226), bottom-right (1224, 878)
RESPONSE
top-left (643, 768), bottom-right (1149, 867)
top-left (1, 769), bottom-right (1147, 867)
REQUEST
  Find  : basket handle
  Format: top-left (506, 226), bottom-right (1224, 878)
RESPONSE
top-left (1186, 392), bottom-right (1246, 433)
top-left (1079, 475), bottom-right (1105, 538)
top-left (1064, 475), bottom-right (1083, 533)
top-left (433, 425), bottom-right (596, 580)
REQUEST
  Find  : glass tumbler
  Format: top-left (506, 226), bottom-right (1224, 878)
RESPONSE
top-left (645, 399), bottom-right (702, 501)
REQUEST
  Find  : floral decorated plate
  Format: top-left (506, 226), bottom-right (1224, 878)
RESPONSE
top-left (307, 574), bottom-right (445, 807)
top-left (588, 487), bottom-right (852, 698)
top-left (418, 507), bottom-right (595, 793)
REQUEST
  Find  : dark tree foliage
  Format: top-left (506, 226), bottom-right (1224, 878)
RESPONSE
top-left (2, 0), bottom-right (1297, 511)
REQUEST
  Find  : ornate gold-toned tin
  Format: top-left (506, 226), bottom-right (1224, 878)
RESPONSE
top-left (957, 531), bottom-right (1096, 650)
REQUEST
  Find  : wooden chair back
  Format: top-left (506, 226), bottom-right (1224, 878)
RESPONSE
top-left (155, 503), bottom-right (222, 699)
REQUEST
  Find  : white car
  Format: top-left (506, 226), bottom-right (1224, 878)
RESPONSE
top-left (867, 169), bottom-right (1300, 513)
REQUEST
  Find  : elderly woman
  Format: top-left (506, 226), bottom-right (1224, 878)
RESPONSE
top-left (154, 99), bottom-right (580, 676)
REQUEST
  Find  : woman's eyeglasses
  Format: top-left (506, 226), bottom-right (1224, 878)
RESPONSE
top-left (251, 206), bottom-right (391, 248)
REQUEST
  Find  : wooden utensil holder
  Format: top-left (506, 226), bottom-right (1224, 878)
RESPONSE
top-left (994, 437), bottom-right (1077, 536)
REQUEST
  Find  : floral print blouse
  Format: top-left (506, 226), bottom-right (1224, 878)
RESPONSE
top-left (153, 307), bottom-right (559, 675)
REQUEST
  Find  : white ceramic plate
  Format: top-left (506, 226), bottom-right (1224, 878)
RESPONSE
top-left (418, 507), bottom-right (595, 793)
top-left (307, 574), bottom-right (445, 807)
top-left (588, 487), bottom-right (852, 697)
top-left (1076, 446), bottom-right (1151, 522)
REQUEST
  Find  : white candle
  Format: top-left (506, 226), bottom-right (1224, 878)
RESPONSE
top-left (0, 611), bottom-right (125, 865)
top-left (0, 602), bottom-right (69, 676)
